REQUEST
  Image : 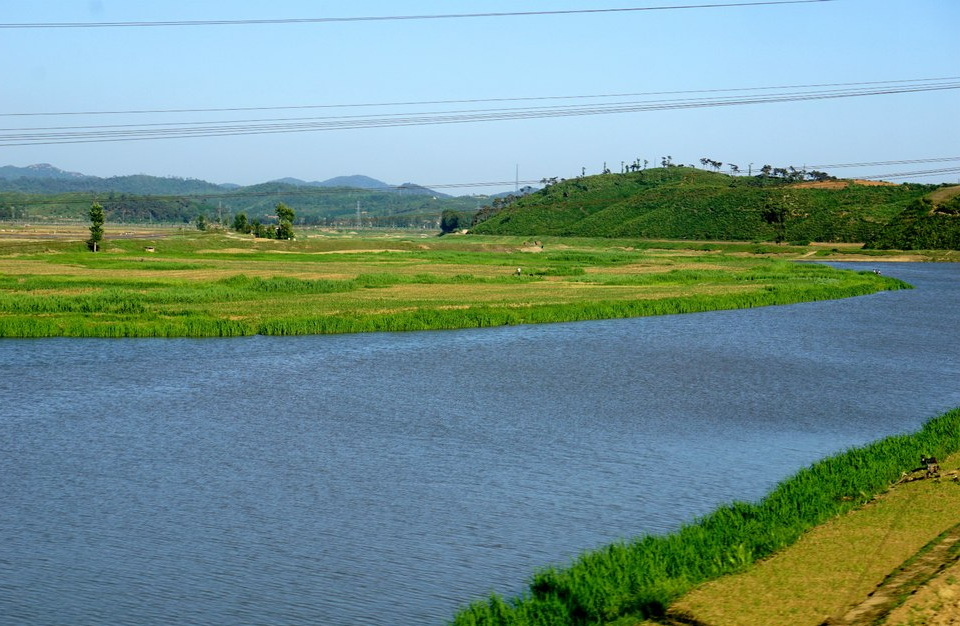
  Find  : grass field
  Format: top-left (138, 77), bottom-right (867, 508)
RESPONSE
top-left (0, 226), bottom-right (915, 338)
top-left (665, 453), bottom-right (960, 626)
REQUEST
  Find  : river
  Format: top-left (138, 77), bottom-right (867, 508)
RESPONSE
top-left (1, 262), bottom-right (958, 625)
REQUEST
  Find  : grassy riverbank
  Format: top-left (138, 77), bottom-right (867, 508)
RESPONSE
top-left (670, 451), bottom-right (960, 625)
top-left (0, 229), bottom-right (912, 338)
top-left (450, 407), bottom-right (960, 625)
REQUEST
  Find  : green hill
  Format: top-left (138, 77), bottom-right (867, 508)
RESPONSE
top-left (0, 165), bottom-right (480, 228)
top-left (0, 184), bottom-right (479, 228)
top-left (470, 167), bottom-right (936, 244)
top-left (865, 186), bottom-right (960, 250)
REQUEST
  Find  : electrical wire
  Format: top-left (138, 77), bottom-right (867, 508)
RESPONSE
top-left (859, 166), bottom-right (960, 180)
top-left (807, 156), bottom-right (960, 169)
top-left (0, 1), bottom-right (835, 29)
top-left (2, 80), bottom-right (956, 147)
top-left (5, 76), bottom-right (953, 119)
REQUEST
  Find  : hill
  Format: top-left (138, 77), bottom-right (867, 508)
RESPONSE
top-left (865, 186), bottom-right (960, 250)
top-left (469, 167), bottom-right (937, 244)
top-left (0, 171), bottom-right (228, 195)
top-left (272, 174), bottom-right (392, 190)
top-left (318, 175), bottom-right (392, 190)
top-left (0, 163), bottom-right (86, 180)
top-left (0, 164), bottom-right (474, 227)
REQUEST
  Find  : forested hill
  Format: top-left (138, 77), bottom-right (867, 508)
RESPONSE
top-left (469, 167), bottom-right (938, 244)
top-left (0, 170), bottom-right (228, 195)
top-left (0, 182), bottom-right (479, 227)
top-left (866, 186), bottom-right (960, 250)
top-left (0, 167), bottom-right (477, 227)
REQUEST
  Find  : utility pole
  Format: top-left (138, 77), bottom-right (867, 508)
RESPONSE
top-left (515, 164), bottom-right (519, 194)
top-left (356, 200), bottom-right (361, 229)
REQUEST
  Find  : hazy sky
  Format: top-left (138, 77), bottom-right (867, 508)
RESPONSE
top-left (2, 0), bottom-right (958, 194)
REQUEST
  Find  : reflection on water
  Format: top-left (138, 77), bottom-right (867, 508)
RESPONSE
top-left (1, 263), bottom-right (958, 625)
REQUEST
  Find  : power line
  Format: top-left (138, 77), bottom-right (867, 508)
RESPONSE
top-left (2, 76), bottom-right (953, 119)
top-left (3, 80), bottom-right (957, 147)
top-left (859, 166), bottom-right (960, 180)
top-left (0, 1), bottom-right (835, 29)
top-left (806, 156), bottom-right (960, 169)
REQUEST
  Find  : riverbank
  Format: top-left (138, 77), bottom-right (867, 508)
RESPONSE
top-left (0, 230), bottom-right (915, 338)
top-left (663, 452), bottom-right (960, 625)
top-left (450, 407), bottom-right (960, 625)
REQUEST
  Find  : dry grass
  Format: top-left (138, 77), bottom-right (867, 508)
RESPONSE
top-left (668, 454), bottom-right (960, 626)
top-left (927, 185), bottom-right (960, 206)
top-left (884, 559), bottom-right (960, 625)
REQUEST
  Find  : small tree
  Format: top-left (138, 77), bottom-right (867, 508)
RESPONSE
top-left (439, 209), bottom-right (462, 234)
top-left (233, 212), bottom-right (250, 234)
top-left (87, 202), bottom-right (104, 251)
top-left (762, 193), bottom-right (795, 244)
top-left (275, 202), bottom-right (295, 240)
top-left (195, 214), bottom-right (208, 231)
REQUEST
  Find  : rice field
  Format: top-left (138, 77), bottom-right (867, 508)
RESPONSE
top-left (0, 229), bottom-right (910, 338)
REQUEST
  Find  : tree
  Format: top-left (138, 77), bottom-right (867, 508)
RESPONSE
top-left (439, 209), bottom-right (462, 234)
top-left (762, 193), bottom-right (795, 244)
top-left (195, 214), bottom-right (208, 231)
top-left (232, 212), bottom-right (250, 233)
top-left (274, 202), bottom-right (295, 240)
top-left (87, 202), bottom-right (104, 251)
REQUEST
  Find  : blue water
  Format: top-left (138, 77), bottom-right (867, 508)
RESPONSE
top-left (1, 262), bottom-right (958, 625)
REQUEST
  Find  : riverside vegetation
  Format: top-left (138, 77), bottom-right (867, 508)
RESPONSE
top-left (0, 227), bottom-right (913, 338)
top-left (450, 407), bottom-right (960, 625)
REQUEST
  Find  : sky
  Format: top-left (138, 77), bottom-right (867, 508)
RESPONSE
top-left (1, 0), bottom-right (958, 195)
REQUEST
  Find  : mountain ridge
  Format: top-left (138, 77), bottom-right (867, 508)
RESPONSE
top-left (0, 163), bottom-right (447, 197)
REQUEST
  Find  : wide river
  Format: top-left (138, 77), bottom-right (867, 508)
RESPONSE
top-left (2, 262), bottom-right (959, 625)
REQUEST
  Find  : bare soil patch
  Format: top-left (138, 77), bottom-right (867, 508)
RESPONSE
top-left (793, 179), bottom-right (898, 189)
top-left (928, 185), bottom-right (960, 205)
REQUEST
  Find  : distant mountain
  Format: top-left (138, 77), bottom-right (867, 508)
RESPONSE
top-left (318, 175), bottom-right (392, 190)
top-left (270, 175), bottom-right (447, 196)
top-left (0, 172), bottom-right (227, 195)
top-left (396, 182), bottom-right (453, 198)
top-left (270, 177), bottom-right (314, 187)
top-left (0, 163), bottom-right (87, 180)
top-left (0, 164), bottom-right (477, 227)
top-left (271, 175), bottom-right (394, 190)
top-left (1, 165), bottom-right (449, 197)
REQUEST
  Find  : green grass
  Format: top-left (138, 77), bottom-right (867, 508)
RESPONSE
top-left (0, 231), bottom-right (912, 338)
top-left (449, 407), bottom-right (960, 626)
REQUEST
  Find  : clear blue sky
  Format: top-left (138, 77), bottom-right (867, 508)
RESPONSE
top-left (1, 0), bottom-right (957, 194)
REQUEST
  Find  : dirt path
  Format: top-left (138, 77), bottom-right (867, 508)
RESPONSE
top-left (823, 520), bottom-right (960, 625)
top-left (661, 461), bottom-right (960, 626)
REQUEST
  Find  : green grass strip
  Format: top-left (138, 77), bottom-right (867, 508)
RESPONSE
top-left (0, 271), bottom-right (909, 338)
top-left (449, 407), bottom-right (960, 625)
